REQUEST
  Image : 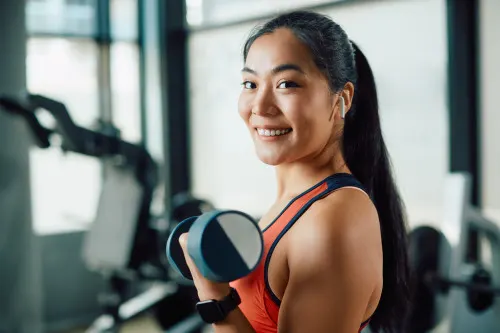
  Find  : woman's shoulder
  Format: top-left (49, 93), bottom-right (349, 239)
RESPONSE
top-left (288, 187), bottom-right (381, 265)
top-left (298, 186), bottom-right (378, 235)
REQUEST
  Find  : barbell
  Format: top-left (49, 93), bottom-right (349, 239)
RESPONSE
top-left (407, 226), bottom-right (500, 332)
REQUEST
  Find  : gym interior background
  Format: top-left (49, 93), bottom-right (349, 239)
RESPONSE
top-left (0, 0), bottom-right (498, 332)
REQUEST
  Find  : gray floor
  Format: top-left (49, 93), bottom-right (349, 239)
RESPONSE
top-left (67, 315), bottom-right (163, 333)
top-left (65, 315), bottom-right (214, 333)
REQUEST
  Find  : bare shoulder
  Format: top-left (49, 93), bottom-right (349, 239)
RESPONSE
top-left (287, 187), bottom-right (382, 278)
top-left (290, 187), bottom-right (380, 246)
top-left (278, 187), bottom-right (383, 332)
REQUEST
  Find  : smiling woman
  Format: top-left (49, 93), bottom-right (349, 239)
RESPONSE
top-left (183, 10), bottom-right (410, 333)
top-left (238, 28), bottom-right (347, 167)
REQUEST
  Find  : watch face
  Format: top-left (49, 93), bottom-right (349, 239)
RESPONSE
top-left (196, 300), bottom-right (224, 323)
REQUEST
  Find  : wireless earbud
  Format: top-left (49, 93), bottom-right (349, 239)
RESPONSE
top-left (340, 96), bottom-right (345, 119)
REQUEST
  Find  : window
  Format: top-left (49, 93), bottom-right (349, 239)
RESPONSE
top-left (27, 38), bottom-right (99, 127)
top-left (480, 0), bottom-right (500, 223)
top-left (25, 0), bottom-right (142, 234)
top-left (185, 0), bottom-right (348, 26)
top-left (110, 0), bottom-right (138, 41)
top-left (26, 0), bottom-right (96, 36)
top-left (27, 38), bottom-right (101, 234)
top-left (110, 42), bottom-right (141, 143)
top-left (109, 0), bottom-right (141, 143)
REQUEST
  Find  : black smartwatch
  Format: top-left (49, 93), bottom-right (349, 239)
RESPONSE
top-left (196, 287), bottom-right (241, 324)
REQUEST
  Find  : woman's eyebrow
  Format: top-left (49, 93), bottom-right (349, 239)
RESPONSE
top-left (241, 63), bottom-right (305, 76)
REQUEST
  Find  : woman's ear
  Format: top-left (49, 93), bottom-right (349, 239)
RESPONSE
top-left (341, 82), bottom-right (355, 117)
top-left (329, 82), bottom-right (354, 122)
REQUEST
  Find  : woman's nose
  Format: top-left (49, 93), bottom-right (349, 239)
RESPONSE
top-left (251, 90), bottom-right (278, 116)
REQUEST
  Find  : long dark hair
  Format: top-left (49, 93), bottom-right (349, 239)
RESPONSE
top-left (243, 10), bottom-right (410, 333)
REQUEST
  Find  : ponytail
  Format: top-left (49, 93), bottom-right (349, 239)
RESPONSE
top-left (343, 42), bottom-right (411, 333)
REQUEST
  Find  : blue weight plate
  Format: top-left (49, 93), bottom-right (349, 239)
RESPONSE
top-left (166, 216), bottom-right (198, 280)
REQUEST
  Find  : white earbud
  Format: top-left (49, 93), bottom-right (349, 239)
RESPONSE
top-left (340, 96), bottom-right (345, 119)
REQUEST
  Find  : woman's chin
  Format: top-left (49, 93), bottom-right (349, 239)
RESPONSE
top-left (255, 150), bottom-right (286, 166)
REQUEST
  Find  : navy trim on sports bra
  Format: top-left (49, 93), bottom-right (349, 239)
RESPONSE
top-left (263, 173), bottom-right (370, 327)
top-left (360, 317), bottom-right (371, 328)
top-left (261, 173), bottom-right (341, 234)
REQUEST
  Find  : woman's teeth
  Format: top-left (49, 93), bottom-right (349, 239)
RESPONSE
top-left (257, 128), bottom-right (292, 137)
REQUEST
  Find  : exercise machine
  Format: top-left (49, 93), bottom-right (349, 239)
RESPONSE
top-left (0, 93), bottom-right (212, 332)
top-left (407, 173), bottom-right (500, 333)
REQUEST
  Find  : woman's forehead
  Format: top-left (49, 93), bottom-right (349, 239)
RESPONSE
top-left (244, 29), bottom-right (317, 75)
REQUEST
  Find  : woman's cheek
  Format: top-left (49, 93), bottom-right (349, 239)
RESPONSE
top-left (238, 94), bottom-right (252, 121)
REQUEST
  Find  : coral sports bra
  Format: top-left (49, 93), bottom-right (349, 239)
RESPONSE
top-left (230, 173), bottom-right (372, 332)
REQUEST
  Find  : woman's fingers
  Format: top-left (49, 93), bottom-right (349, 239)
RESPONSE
top-left (178, 232), bottom-right (231, 301)
top-left (179, 233), bottom-right (203, 281)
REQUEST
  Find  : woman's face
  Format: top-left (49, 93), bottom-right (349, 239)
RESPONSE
top-left (238, 28), bottom-right (340, 166)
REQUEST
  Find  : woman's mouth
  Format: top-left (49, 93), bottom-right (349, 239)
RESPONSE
top-left (255, 128), bottom-right (292, 137)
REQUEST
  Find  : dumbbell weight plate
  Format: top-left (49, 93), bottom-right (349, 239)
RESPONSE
top-left (467, 266), bottom-right (495, 313)
top-left (166, 210), bottom-right (264, 283)
top-left (188, 210), bottom-right (264, 282)
top-left (166, 216), bottom-right (198, 280)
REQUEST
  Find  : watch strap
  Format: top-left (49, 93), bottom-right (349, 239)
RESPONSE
top-left (196, 287), bottom-right (241, 323)
top-left (218, 287), bottom-right (241, 314)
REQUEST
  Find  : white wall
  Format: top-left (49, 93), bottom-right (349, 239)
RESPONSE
top-left (188, 0), bottom-right (449, 226)
top-left (480, 0), bottom-right (500, 223)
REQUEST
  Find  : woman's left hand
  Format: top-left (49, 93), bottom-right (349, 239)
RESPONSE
top-left (178, 233), bottom-right (232, 301)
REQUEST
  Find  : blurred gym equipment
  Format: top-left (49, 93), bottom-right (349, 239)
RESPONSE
top-left (0, 93), bottom-right (213, 333)
top-left (407, 173), bottom-right (500, 333)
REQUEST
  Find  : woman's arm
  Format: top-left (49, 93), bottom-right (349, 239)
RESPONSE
top-left (278, 190), bottom-right (382, 333)
top-left (178, 235), bottom-right (256, 333)
top-left (210, 308), bottom-right (255, 333)
top-left (179, 189), bottom-right (381, 333)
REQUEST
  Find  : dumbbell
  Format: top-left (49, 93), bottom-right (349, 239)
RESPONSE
top-left (407, 226), bottom-right (500, 333)
top-left (166, 210), bottom-right (264, 282)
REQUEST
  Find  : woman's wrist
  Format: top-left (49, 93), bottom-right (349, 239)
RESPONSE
top-left (212, 307), bottom-right (255, 333)
top-left (197, 284), bottom-right (231, 301)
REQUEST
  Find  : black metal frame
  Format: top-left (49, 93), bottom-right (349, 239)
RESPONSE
top-left (159, 0), bottom-right (191, 202)
top-left (446, 0), bottom-right (481, 262)
top-left (137, 1), bottom-right (148, 147)
top-left (446, 0), bottom-right (481, 206)
top-left (96, 0), bottom-right (113, 122)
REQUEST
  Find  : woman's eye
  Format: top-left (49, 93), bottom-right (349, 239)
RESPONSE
top-left (278, 81), bottom-right (300, 89)
top-left (242, 81), bottom-right (256, 89)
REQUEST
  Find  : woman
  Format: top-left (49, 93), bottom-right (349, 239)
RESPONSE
top-left (179, 10), bottom-right (410, 333)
